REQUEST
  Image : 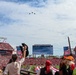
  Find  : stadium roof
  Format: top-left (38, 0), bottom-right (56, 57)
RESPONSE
top-left (0, 42), bottom-right (14, 51)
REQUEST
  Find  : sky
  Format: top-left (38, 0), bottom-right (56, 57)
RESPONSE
top-left (0, 0), bottom-right (76, 56)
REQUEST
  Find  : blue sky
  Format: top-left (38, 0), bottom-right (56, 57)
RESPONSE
top-left (0, 0), bottom-right (76, 56)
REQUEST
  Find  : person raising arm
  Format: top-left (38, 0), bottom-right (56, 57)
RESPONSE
top-left (3, 44), bottom-right (28, 75)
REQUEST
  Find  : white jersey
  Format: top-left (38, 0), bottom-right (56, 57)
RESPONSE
top-left (4, 58), bottom-right (25, 75)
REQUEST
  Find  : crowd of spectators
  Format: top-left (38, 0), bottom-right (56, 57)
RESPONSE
top-left (0, 55), bottom-right (62, 70)
top-left (0, 55), bottom-right (11, 69)
top-left (23, 57), bottom-right (61, 66)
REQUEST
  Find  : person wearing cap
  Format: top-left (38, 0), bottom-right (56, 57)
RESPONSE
top-left (59, 56), bottom-right (68, 75)
top-left (39, 60), bottom-right (53, 75)
top-left (66, 56), bottom-right (75, 75)
top-left (3, 45), bottom-right (27, 75)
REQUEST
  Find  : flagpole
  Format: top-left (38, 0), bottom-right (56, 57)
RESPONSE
top-left (68, 36), bottom-right (72, 55)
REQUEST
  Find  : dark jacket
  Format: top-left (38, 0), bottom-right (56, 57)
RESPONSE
top-left (59, 60), bottom-right (68, 75)
top-left (67, 66), bottom-right (73, 75)
top-left (40, 67), bottom-right (53, 75)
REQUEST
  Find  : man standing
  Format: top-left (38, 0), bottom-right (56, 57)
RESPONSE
top-left (3, 44), bottom-right (27, 75)
top-left (39, 60), bottom-right (53, 75)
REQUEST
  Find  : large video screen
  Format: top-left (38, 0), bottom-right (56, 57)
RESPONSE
top-left (32, 44), bottom-right (53, 55)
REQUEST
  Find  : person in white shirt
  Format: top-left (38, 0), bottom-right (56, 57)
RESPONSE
top-left (3, 45), bottom-right (27, 75)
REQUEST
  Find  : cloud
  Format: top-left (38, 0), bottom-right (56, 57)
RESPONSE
top-left (0, 13), bottom-right (16, 25)
top-left (0, 0), bottom-right (48, 7)
top-left (0, 0), bottom-right (76, 56)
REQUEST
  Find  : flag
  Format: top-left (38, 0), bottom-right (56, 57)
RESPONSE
top-left (35, 66), bottom-right (41, 71)
top-left (35, 66), bottom-right (41, 75)
top-left (64, 46), bottom-right (70, 55)
top-left (64, 49), bottom-right (70, 55)
top-left (51, 66), bottom-right (59, 75)
top-left (16, 46), bottom-right (22, 56)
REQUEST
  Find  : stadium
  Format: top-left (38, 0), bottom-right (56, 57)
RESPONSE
top-left (0, 38), bottom-right (76, 75)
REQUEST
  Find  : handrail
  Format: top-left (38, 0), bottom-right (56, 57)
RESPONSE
top-left (20, 69), bottom-right (37, 75)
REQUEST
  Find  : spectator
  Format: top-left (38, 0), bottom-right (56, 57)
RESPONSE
top-left (66, 56), bottom-right (75, 75)
top-left (59, 57), bottom-right (68, 75)
top-left (3, 44), bottom-right (27, 75)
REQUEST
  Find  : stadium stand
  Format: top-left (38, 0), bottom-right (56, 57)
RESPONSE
top-left (0, 42), bottom-right (14, 69)
top-left (23, 57), bottom-right (61, 66)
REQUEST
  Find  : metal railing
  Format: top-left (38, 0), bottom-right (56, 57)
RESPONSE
top-left (20, 69), bottom-right (37, 75)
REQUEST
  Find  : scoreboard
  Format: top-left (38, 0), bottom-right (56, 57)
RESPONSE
top-left (32, 44), bottom-right (53, 55)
